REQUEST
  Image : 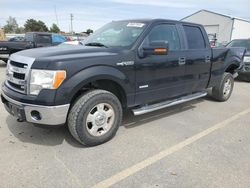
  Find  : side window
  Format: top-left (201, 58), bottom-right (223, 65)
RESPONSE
top-left (52, 34), bottom-right (66, 43)
top-left (36, 35), bottom-right (52, 44)
top-left (25, 33), bottom-right (33, 42)
top-left (144, 24), bottom-right (181, 51)
top-left (183, 25), bottom-right (206, 49)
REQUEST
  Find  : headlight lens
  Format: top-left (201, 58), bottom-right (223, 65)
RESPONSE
top-left (30, 69), bottom-right (66, 95)
top-left (243, 56), bottom-right (250, 63)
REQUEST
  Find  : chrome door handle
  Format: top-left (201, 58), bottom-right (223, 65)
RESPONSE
top-left (205, 56), bottom-right (211, 63)
top-left (179, 57), bottom-right (186, 65)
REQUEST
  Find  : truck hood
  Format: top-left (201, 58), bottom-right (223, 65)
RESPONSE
top-left (14, 45), bottom-right (116, 59)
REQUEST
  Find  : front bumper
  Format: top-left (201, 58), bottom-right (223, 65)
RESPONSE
top-left (0, 54), bottom-right (9, 59)
top-left (1, 91), bottom-right (70, 125)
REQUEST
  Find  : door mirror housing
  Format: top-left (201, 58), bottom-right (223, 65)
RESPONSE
top-left (139, 41), bottom-right (169, 58)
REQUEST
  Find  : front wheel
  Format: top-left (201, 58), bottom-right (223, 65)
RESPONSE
top-left (212, 72), bottom-right (234, 102)
top-left (67, 89), bottom-right (122, 146)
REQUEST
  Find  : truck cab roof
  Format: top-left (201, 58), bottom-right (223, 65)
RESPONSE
top-left (114, 18), bottom-right (203, 27)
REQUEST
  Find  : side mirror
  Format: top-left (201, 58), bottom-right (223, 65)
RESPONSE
top-left (139, 41), bottom-right (169, 58)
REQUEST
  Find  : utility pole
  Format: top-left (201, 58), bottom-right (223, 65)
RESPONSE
top-left (54, 5), bottom-right (59, 27)
top-left (70, 13), bottom-right (73, 34)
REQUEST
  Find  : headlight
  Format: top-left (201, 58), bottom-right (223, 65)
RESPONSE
top-left (243, 56), bottom-right (250, 63)
top-left (30, 69), bottom-right (66, 95)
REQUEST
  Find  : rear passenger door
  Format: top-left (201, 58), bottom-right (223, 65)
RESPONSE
top-left (182, 25), bottom-right (212, 93)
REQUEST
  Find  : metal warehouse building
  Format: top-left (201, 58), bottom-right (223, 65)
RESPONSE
top-left (181, 10), bottom-right (250, 44)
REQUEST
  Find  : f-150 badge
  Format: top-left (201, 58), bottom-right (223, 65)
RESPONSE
top-left (116, 61), bottom-right (134, 66)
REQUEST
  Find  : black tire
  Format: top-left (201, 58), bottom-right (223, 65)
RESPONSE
top-left (212, 72), bottom-right (234, 102)
top-left (67, 89), bottom-right (122, 146)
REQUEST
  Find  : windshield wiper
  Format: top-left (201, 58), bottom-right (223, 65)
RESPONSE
top-left (85, 42), bottom-right (108, 48)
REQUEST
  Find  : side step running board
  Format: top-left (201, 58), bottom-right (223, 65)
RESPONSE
top-left (132, 91), bottom-right (207, 116)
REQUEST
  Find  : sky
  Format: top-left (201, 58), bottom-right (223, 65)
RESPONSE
top-left (0, 0), bottom-right (250, 32)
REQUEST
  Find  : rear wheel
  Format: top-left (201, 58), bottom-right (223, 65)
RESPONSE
top-left (212, 72), bottom-right (234, 102)
top-left (67, 89), bottom-right (122, 146)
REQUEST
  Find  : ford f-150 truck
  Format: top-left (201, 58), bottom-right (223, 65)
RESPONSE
top-left (0, 32), bottom-right (66, 63)
top-left (1, 19), bottom-right (245, 146)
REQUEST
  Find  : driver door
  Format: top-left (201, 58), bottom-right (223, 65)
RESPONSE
top-left (135, 23), bottom-right (187, 105)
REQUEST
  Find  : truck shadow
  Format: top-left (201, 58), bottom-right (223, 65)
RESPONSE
top-left (6, 97), bottom-right (207, 148)
top-left (6, 116), bottom-right (83, 147)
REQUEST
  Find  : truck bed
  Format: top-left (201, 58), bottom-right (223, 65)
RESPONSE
top-left (0, 41), bottom-right (30, 54)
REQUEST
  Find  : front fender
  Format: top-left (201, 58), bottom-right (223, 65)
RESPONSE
top-left (54, 66), bottom-right (131, 105)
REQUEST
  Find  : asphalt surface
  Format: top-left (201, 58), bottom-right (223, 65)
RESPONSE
top-left (0, 60), bottom-right (250, 188)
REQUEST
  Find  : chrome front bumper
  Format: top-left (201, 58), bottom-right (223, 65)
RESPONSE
top-left (0, 54), bottom-right (9, 59)
top-left (1, 92), bottom-right (70, 125)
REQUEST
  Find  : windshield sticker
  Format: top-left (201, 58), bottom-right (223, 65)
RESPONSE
top-left (127, 23), bottom-right (145, 28)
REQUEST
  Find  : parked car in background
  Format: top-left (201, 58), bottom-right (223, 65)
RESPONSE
top-left (59, 41), bottom-right (83, 46)
top-left (227, 39), bottom-right (250, 81)
top-left (208, 33), bottom-right (217, 47)
top-left (8, 36), bottom-right (25, 42)
top-left (0, 32), bottom-right (66, 63)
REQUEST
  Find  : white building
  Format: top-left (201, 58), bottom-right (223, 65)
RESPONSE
top-left (181, 10), bottom-right (250, 44)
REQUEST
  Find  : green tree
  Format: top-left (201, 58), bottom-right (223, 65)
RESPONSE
top-left (86, 29), bottom-right (93, 34)
top-left (3, 16), bottom-right (18, 33)
top-left (24, 19), bottom-right (49, 32)
top-left (16, 27), bottom-right (25, 34)
top-left (50, 23), bottom-right (60, 33)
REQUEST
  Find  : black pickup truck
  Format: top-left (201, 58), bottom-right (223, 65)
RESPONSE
top-left (1, 19), bottom-right (245, 146)
top-left (0, 32), bottom-right (66, 63)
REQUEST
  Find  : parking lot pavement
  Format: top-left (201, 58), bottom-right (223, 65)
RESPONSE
top-left (0, 60), bottom-right (250, 188)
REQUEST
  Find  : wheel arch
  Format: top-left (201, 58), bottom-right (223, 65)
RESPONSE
top-left (224, 62), bottom-right (240, 74)
top-left (55, 66), bottom-right (130, 108)
top-left (70, 79), bottom-right (127, 108)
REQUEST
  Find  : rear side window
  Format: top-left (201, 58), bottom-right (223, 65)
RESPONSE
top-left (183, 25), bottom-right (206, 49)
top-left (25, 33), bottom-right (33, 42)
top-left (36, 35), bottom-right (51, 44)
top-left (52, 34), bottom-right (66, 43)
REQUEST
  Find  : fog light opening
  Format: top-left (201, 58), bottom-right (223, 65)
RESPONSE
top-left (31, 110), bottom-right (42, 121)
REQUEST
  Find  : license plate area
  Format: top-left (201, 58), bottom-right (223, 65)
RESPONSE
top-left (4, 100), bottom-right (26, 120)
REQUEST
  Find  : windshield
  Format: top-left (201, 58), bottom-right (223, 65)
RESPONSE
top-left (227, 40), bottom-right (250, 51)
top-left (84, 21), bottom-right (147, 47)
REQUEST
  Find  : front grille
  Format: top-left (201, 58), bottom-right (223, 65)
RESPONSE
top-left (8, 81), bottom-right (25, 90)
top-left (6, 60), bottom-right (28, 94)
top-left (13, 72), bottom-right (25, 80)
top-left (10, 60), bottom-right (27, 68)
